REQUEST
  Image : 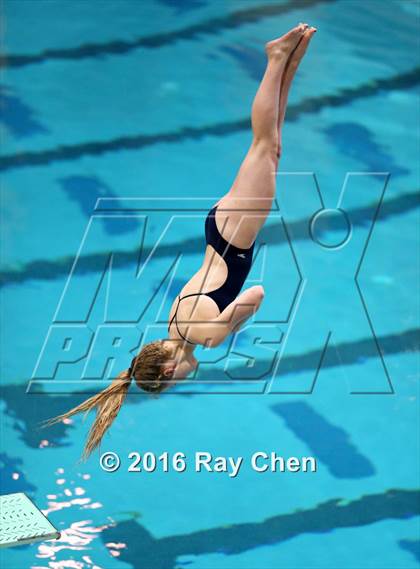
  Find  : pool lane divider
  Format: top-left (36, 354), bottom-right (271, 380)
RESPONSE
top-left (0, 0), bottom-right (333, 69)
top-left (0, 66), bottom-right (419, 172)
top-left (0, 190), bottom-right (418, 288)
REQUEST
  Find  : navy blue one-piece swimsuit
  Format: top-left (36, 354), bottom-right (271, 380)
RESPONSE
top-left (168, 204), bottom-right (255, 344)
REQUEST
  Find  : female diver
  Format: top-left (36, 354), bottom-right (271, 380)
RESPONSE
top-left (45, 24), bottom-right (316, 458)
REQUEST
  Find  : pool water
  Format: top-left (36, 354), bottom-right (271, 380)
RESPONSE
top-left (1, 1), bottom-right (419, 568)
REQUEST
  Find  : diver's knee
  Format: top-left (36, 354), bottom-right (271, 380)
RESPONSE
top-left (253, 136), bottom-right (279, 162)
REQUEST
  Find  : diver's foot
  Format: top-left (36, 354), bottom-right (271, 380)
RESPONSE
top-left (265, 23), bottom-right (309, 62)
top-left (285, 26), bottom-right (317, 73)
top-left (277, 26), bottom-right (317, 135)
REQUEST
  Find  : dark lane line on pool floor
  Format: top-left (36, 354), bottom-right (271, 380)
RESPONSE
top-left (398, 539), bottom-right (420, 564)
top-left (0, 452), bottom-right (37, 495)
top-left (0, 189), bottom-right (418, 287)
top-left (98, 488), bottom-right (420, 569)
top-left (0, 0), bottom-right (333, 69)
top-left (271, 401), bottom-right (375, 478)
top-left (1, 66), bottom-right (419, 172)
top-left (0, 84), bottom-right (49, 138)
top-left (1, 327), bottom-right (417, 449)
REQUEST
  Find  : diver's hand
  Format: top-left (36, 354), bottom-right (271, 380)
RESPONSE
top-left (171, 358), bottom-right (197, 380)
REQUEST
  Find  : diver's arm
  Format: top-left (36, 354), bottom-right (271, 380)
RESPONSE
top-left (183, 286), bottom-right (264, 347)
top-left (218, 285), bottom-right (264, 332)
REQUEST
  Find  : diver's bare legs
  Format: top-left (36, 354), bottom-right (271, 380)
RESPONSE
top-left (250, 25), bottom-right (307, 151)
top-left (217, 24), bottom-right (314, 246)
top-left (277, 26), bottom-right (317, 151)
